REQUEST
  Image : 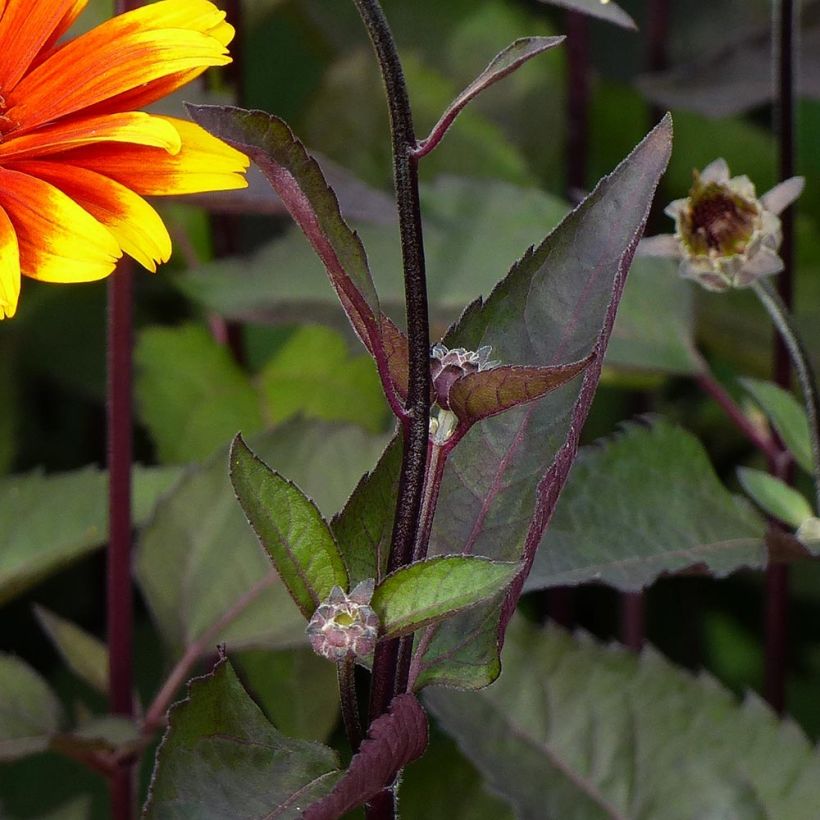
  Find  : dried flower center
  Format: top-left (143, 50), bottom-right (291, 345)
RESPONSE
top-left (682, 182), bottom-right (758, 257)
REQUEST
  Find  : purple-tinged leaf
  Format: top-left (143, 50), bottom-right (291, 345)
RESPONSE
top-left (537, 0), bottom-right (636, 30)
top-left (229, 434), bottom-right (348, 620)
top-left (414, 37), bottom-right (565, 159)
top-left (331, 437), bottom-right (402, 586)
top-left (414, 115), bottom-right (673, 690)
top-left (380, 314), bottom-right (410, 401)
top-left (372, 556), bottom-right (520, 639)
top-left (144, 655), bottom-right (340, 819)
top-left (448, 355), bottom-right (593, 427)
top-left (186, 105), bottom-right (403, 414)
top-left (303, 694), bottom-right (428, 820)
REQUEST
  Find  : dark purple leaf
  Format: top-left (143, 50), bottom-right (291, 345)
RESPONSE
top-left (414, 115), bottom-right (673, 689)
top-left (186, 105), bottom-right (403, 412)
top-left (303, 694), bottom-right (428, 820)
top-left (415, 37), bottom-right (565, 158)
top-left (448, 355), bottom-right (593, 426)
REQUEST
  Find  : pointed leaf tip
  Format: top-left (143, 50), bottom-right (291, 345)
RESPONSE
top-left (229, 434), bottom-right (348, 619)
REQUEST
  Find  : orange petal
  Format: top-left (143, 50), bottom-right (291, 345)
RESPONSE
top-left (7, 23), bottom-right (230, 132)
top-left (0, 204), bottom-right (21, 320)
top-left (0, 0), bottom-right (78, 92)
top-left (58, 117), bottom-right (249, 196)
top-left (0, 112), bottom-right (182, 161)
top-left (38, 1), bottom-right (90, 61)
top-left (0, 167), bottom-right (121, 283)
top-left (13, 160), bottom-right (172, 273)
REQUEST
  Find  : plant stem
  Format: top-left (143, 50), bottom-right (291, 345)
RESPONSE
top-left (764, 0), bottom-right (797, 715)
top-left (753, 279), bottom-right (820, 513)
top-left (351, 0), bottom-right (431, 730)
top-left (695, 367), bottom-right (784, 464)
top-left (620, 592), bottom-right (645, 652)
top-left (338, 656), bottom-right (364, 752)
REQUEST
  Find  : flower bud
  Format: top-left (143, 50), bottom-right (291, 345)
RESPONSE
top-left (430, 343), bottom-right (498, 409)
top-left (306, 579), bottom-right (380, 662)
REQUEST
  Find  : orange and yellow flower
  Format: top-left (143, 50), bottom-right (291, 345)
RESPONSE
top-left (0, 0), bottom-right (249, 319)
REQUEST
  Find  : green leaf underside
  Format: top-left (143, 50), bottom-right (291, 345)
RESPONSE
top-left (0, 464), bottom-right (179, 606)
top-left (741, 377), bottom-right (813, 474)
top-left (372, 556), bottom-right (520, 639)
top-left (33, 606), bottom-right (108, 695)
top-left (136, 421), bottom-right (388, 656)
top-left (419, 117), bottom-right (673, 688)
top-left (135, 324), bottom-right (264, 464)
top-left (144, 656), bottom-right (340, 819)
top-left (737, 468), bottom-right (813, 529)
top-left (186, 105), bottom-right (382, 350)
top-left (0, 654), bottom-right (62, 761)
top-left (448, 358), bottom-right (592, 424)
top-left (427, 617), bottom-right (820, 820)
top-left (230, 435), bottom-right (349, 619)
top-left (536, 0), bottom-right (636, 29)
top-left (526, 420), bottom-right (768, 592)
top-left (331, 436), bottom-right (402, 586)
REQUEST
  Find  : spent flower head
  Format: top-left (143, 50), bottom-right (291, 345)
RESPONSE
top-left (430, 343), bottom-right (499, 410)
top-left (0, 0), bottom-right (249, 320)
top-left (640, 159), bottom-right (804, 292)
top-left (306, 579), bottom-right (380, 663)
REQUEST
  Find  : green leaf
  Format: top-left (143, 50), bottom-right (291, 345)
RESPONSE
top-left (526, 420), bottom-right (768, 591)
top-left (372, 557), bottom-right (520, 639)
top-left (230, 435), bottom-right (349, 619)
top-left (427, 617), bottom-right (820, 819)
top-left (258, 324), bottom-right (388, 433)
top-left (0, 464), bottom-right (179, 606)
top-left (136, 421), bottom-right (387, 657)
top-left (234, 648), bottom-right (339, 742)
top-left (741, 377), bottom-right (813, 474)
top-left (331, 437), bottom-right (401, 586)
top-left (144, 656), bottom-right (340, 819)
top-left (0, 654), bottom-right (62, 761)
top-left (33, 606), bottom-right (108, 695)
top-left (135, 323), bottom-right (264, 464)
top-left (418, 118), bottom-right (673, 688)
top-left (737, 467), bottom-right (814, 528)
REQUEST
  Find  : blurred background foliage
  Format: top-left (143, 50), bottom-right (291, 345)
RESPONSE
top-left (2, 0), bottom-right (820, 816)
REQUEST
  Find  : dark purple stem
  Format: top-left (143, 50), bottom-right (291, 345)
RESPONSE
top-left (351, 1), bottom-right (431, 745)
top-left (764, 0), bottom-right (796, 716)
top-left (338, 655), bottom-right (364, 752)
top-left (620, 592), bottom-right (645, 652)
top-left (565, 11), bottom-right (589, 199)
top-left (107, 7), bottom-right (139, 820)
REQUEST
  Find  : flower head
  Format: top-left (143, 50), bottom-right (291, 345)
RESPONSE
top-left (0, 0), bottom-right (249, 319)
top-left (430, 343), bottom-right (499, 410)
top-left (640, 159), bottom-right (804, 292)
top-left (306, 580), bottom-right (380, 663)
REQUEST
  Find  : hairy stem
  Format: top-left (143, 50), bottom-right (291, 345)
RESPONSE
top-left (338, 656), bottom-right (364, 752)
top-left (753, 279), bottom-right (820, 513)
top-left (351, 0), bottom-right (431, 731)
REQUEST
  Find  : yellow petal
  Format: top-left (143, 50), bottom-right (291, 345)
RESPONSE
top-left (13, 161), bottom-right (172, 273)
top-left (0, 167), bottom-right (121, 283)
top-left (0, 112), bottom-right (182, 161)
top-left (61, 117), bottom-right (249, 196)
top-left (0, 204), bottom-right (20, 320)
